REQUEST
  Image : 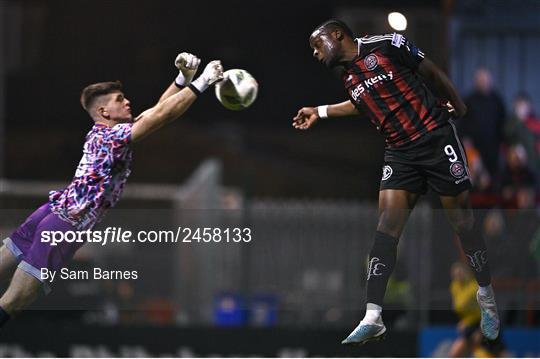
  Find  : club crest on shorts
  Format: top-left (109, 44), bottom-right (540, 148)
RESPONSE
top-left (449, 161), bottom-right (465, 178)
top-left (382, 165), bottom-right (393, 181)
top-left (364, 54), bottom-right (378, 71)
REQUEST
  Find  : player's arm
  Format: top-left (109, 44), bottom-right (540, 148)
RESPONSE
top-left (418, 58), bottom-right (467, 117)
top-left (388, 34), bottom-right (466, 117)
top-left (131, 60), bottom-right (223, 142)
top-left (157, 52), bottom-right (201, 104)
top-left (292, 100), bottom-right (359, 130)
top-left (157, 82), bottom-right (183, 104)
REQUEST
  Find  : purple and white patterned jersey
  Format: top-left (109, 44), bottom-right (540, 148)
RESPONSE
top-left (49, 123), bottom-right (133, 230)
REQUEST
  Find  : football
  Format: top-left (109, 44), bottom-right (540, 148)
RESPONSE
top-left (215, 69), bottom-right (258, 111)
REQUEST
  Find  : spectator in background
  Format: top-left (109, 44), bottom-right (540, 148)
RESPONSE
top-left (501, 146), bottom-right (539, 280)
top-left (504, 92), bottom-right (540, 182)
top-left (448, 262), bottom-right (506, 357)
top-left (459, 68), bottom-right (506, 188)
top-left (448, 261), bottom-right (481, 357)
top-left (501, 145), bottom-right (537, 208)
top-left (530, 226), bottom-right (540, 282)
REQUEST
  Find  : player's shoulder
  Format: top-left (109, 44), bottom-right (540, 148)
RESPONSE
top-left (106, 123), bottom-right (132, 142)
top-left (87, 123), bottom-right (132, 144)
top-left (111, 122), bottom-right (133, 131)
top-left (98, 122), bottom-right (132, 135)
top-left (359, 33), bottom-right (408, 49)
top-left (358, 33), bottom-right (394, 44)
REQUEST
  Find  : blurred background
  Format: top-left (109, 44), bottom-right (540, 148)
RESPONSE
top-left (0, 0), bottom-right (539, 357)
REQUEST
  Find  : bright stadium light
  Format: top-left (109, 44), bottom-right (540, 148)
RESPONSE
top-left (388, 12), bottom-right (407, 31)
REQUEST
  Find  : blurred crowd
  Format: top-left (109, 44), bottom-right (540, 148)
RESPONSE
top-left (458, 67), bottom-right (540, 209)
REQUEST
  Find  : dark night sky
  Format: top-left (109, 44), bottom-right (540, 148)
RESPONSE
top-left (4, 0), bottom-right (442, 198)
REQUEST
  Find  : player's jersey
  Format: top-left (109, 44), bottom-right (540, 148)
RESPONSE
top-left (343, 33), bottom-right (450, 148)
top-left (49, 123), bottom-right (133, 230)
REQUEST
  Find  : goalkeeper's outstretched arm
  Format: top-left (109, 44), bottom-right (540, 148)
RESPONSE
top-left (157, 52), bottom-right (201, 104)
top-left (131, 60), bottom-right (223, 142)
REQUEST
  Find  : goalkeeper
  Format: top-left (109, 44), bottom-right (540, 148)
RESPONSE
top-left (0, 52), bottom-right (223, 327)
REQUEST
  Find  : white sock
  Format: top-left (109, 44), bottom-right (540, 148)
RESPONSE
top-left (361, 303), bottom-right (382, 325)
top-left (478, 284), bottom-right (494, 297)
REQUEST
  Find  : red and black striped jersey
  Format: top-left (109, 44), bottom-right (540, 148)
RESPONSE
top-left (343, 33), bottom-right (450, 148)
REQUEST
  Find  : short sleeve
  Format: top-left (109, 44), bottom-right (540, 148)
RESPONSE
top-left (388, 33), bottom-right (425, 70)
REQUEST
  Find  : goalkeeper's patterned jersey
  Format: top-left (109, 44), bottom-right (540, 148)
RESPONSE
top-left (343, 33), bottom-right (450, 148)
top-left (49, 123), bottom-right (133, 230)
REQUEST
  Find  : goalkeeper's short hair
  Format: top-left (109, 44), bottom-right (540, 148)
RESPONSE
top-left (80, 80), bottom-right (123, 112)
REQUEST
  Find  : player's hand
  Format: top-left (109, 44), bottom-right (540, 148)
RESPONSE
top-left (292, 107), bottom-right (319, 130)
top-left (200, 60), bottom-right (224, 85)
top-left (189, 60), bottom-right (224, 94)
top-left (174, 52), bottom-right (201, 86)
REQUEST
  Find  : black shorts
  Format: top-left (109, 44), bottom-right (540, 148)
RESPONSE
top-left (380, 121), bottom-right (472, 196)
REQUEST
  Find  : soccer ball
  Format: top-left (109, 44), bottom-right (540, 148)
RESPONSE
top-left (215, 69), bottom-right (258, 111)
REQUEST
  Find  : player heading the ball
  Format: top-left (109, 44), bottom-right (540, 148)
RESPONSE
top-left (293, 19), bottom-right (500, 346)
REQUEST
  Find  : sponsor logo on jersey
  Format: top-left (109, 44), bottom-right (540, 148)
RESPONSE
top-left (449, 161), bottom-right (465, 178)
top-left (350, 71), bottom-right (394, 101)
top-left (382, 165), bottom-right (393, 181)
top-left (364, 54), bottom-right (378, 70)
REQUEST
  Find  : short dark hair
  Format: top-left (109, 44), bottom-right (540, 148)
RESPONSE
top-left (313, 19), bottom-right (355, 39)
top-left (80, 80), bottom-right (123, 111)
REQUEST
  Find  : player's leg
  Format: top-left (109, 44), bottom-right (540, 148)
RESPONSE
top-left (440, 191), bottom-right (491, 284)
top-left (0, 247), bottom-right (18, 327)
top-left (440, 191), bottom-right (500, 340)
top-left (2, 203), bottom-right (51, 282)
top-left (0, 267), bottom-right (41, 325)
top-left (0, 203), bottom-right (51, 326)
top-left (368, 189), bottom-right (420, 307)
top-left (423, 122), bottom-right (500, 340)
top-left (342, 188), bottom-right (419, 345)
top-left (0, 245), bottom-right (18, 283)
top-left (0, 207), bottom-right (82, 328)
